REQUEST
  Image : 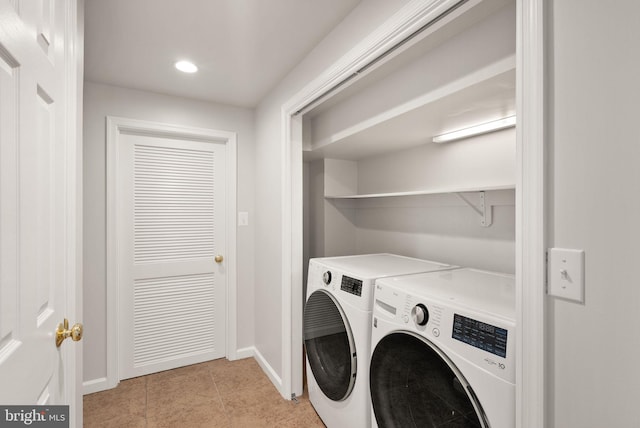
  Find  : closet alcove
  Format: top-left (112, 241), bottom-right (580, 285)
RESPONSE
top-left (301, 0), bottom-right (517, 288)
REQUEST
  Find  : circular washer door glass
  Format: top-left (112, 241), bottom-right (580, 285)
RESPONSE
top-left (370, 332), bottom-right (486, 428)
top-left (304, 289), bottom-right (356, 401)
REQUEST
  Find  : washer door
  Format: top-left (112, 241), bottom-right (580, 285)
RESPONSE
top-left (304, 289), bottom-right (357, 401)
top-left (370, 332), bottom-right (488, 428)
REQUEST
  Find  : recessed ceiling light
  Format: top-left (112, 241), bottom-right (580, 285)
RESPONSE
top-left (175, 60), bottom-right (198, 73)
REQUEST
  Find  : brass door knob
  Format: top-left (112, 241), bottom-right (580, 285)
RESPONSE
top-left (215, 255), bottom-right (224, 263)
top-left (56, 318), bottom-right (83, 347)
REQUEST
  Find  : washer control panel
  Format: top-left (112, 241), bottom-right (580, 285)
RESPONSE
top-left (372, 278), bottom-right (515, 383)
top-left (452, 313), bottom-right (508, 358)
top-left (411, 304), bottom-right (429, 326)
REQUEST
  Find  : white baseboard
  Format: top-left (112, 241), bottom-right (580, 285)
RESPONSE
top-left (228, 346), bottom-right (286, 399)
top-left (83, 377), bottom-right (112, 395)
top-left (252, 347), bottom-right (285, 399)
top-left (232, 346), bottom-right (255, 360)
top-left (83, 347), bottom-right (284, 399)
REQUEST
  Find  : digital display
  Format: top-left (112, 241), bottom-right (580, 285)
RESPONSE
top-left (452, 314), bottom-right (507, 358)
top-left (340, 276), bottom-right (362, 297)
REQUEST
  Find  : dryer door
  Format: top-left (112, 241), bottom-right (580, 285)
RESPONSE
top-left (304, 289), bottom-right (357, 401)
top-left (370, 332), bottom-right (488, 428)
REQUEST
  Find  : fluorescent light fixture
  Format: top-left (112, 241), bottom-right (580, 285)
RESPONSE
top-left (175, 60), bottom-right (198, 73)
top-left (432, 116), bottom-right (516, 143)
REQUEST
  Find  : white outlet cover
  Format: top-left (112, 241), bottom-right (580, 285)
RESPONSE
top-left (547, 248), bottom-right (585, 303)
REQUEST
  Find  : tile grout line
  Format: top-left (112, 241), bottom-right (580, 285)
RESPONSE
top-left (83, 359), bottom-right (324, 427)
top-left (210, 369), bottom-right (232, 426)
top-left (145, 374), bottom-right (149, 428)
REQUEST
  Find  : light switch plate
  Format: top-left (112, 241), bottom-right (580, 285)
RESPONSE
top-left (547, 248), bottom-right (585, 303)
top-left (238, 211), bottom-right (249, 226)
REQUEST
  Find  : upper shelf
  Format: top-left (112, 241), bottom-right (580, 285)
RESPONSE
top-left (325, 183), bottom-right (515, 199)
top-left (304, 57), bottom-right (516, 162)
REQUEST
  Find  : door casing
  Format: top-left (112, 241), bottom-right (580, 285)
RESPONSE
top-left (103, 116), bottom-right (237, 392)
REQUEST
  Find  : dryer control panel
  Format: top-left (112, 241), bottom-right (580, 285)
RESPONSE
top-left (340, 276), bottom-right (362, 296)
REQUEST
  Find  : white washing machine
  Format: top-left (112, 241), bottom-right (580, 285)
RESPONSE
top-left (304, 254), bottom-right (457, 428)
top-left (369, 268), bottom-right (515, 428)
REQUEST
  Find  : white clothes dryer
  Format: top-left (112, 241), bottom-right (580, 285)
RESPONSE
top-left (369, 268), bottom-right (515, 428)
top-left (304, 254), bottom-right (457, 428)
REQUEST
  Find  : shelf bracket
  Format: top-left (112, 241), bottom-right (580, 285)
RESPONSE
top-left (455, 191), bottom-right (493, 227)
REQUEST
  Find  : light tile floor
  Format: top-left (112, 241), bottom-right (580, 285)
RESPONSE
top-left (83, 358), bottom-right (325, 427)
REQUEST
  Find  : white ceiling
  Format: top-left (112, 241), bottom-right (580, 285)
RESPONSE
top-left (84, 0), bottom-right (361, 108)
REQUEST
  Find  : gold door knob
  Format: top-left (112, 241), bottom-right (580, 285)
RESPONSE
top-left (56, 318), bottom-right (83, 347)
top-left (215, 255), bottom-right (224, 263)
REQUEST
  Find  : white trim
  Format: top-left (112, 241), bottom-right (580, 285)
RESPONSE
top-left (280, 0), bottom-right (494, 402)
top-left (224, 346), bottom-right (281, 386)
top-left (105, 116), bottom-right (238, 388)
top-left (105, 117), bottom-right (120, 391)
top-left (516, 1), bottom-right (546, 427)
top-left (254, 346), bottom-right (284, 392)
top-left (280, 111), bottom-right (293, 400)
top-left (279, 110), bottom-right (304, 400)
top-left (82, 377), bottom-right (109, 396)
top-left (225, 134), bottom-right (239, 361)
top-left (84, 343), bottom-right (252, 396)
top-left (66, 1), bottom-right (83, 426)
top-left (234, 346), bottom-right (256, 360)
top-left (291, 0), bottom-right (480, 115)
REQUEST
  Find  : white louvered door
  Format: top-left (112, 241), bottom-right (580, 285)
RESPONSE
top-left (118, 132), bottom-right (226, 379)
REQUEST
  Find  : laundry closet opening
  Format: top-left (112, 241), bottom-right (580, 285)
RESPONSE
top-left (302, 0), bottom-right (516, 305)
top-left (298, 0), bottom-right (517, 414)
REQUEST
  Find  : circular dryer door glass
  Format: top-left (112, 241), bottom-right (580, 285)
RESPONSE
top-left (304, 289), bottom-right (356, 401)
top-left (370, 332), bottom-right (486, 428)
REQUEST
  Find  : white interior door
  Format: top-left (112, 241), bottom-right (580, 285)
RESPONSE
top-left (0, 0), bottom-right (81, 418)
top-left (118, 130), bottom-right (227, 379)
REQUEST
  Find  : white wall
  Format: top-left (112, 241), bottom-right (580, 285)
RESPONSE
top-left (353, 192), bottom-right (515, 273)
top-left (253, 0), bottom-right (411, 384)
top-left (307, 160), bottom-right (325, 258)
top-left (356, 128), bottom-right (515, 194)
top-left (355, 129), bottom-right (515, 273)
top-left (547, 1), bottom-right (640, 427)
top-left (306, 129), bottom-right (516, 274)
top-left (82, 82), bottom-right (255, 385)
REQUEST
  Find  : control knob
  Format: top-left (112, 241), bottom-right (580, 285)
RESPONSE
top-left (322, 271), bottom-right (332, 285)
top-left (411, 304), bottom-right (429, 326)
